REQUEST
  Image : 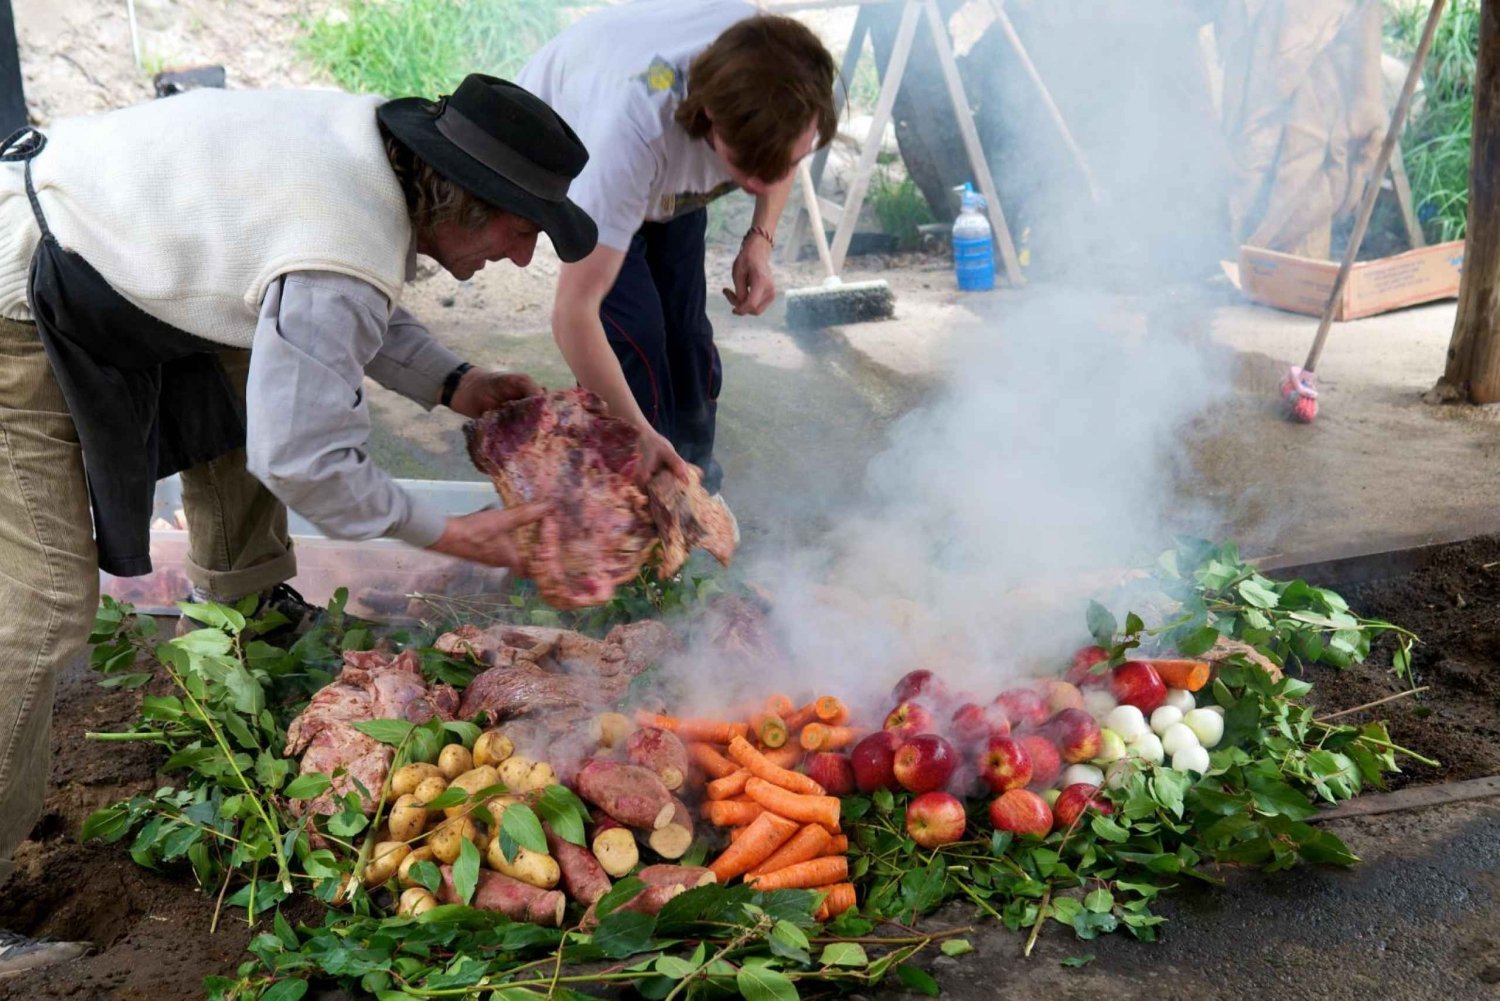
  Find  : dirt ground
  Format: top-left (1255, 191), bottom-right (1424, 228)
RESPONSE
top-left (4, 536), bottom-right (1499, 1000)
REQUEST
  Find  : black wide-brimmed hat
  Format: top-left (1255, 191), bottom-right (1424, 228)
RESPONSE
top-left (378, 74), bottom-right (597, 262)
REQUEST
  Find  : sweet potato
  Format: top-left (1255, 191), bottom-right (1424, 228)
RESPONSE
top-left (580, 883), bottom-right (685, 930)
top-left (646, 797), bottom-right (694, 860)
top-left (638, 864), bottom-right (716, 889)
top-left (575, 759), bottom-right (675, 830)
top-left (438, 865), bottom-right (566, 927)
top-left (624, 727), bottom-right (689, 791)
top-left (545, 824), bottom-right (612, 905)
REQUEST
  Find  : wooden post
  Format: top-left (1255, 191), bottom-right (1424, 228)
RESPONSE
top-left (1431, 0), bottom-right (1500, 404)
top-left (0, 0), bottom-right (25, 135)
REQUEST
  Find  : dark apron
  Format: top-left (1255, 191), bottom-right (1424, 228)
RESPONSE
top-left (2, 127), bottom-right (245, 576)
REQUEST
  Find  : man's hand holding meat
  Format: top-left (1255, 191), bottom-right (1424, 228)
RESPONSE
top-left (445, 367), bottom-right (543, 419)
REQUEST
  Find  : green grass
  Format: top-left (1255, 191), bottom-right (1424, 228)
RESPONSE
top-left (869, 164), bottom-right (934, 249)
top-left (298, 0), bottom-right (575, 98)
top-left (1385, 0), bottom-right (1480, 243)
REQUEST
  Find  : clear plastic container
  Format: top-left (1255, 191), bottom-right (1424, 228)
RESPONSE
top-left (99, 477), bottom-right (511, 618)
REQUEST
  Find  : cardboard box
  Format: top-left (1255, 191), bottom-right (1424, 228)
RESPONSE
top-left (1227, 240), bottom-right (1464, 320)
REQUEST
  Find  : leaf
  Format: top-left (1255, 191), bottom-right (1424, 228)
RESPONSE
top-left (259, 980), bottom-right (309, 1001)
top-left (442, 721), bottom-right (482, 747)
top-left (452, 837), bottom-right (481, 905)
top-left (590, 910), bottom-right (658, 958)
top-left (284, 773), bottom-right (332, 800)
top-left (595, 877), bottom-right (647, 919)
top-left (1237, 578), bottom-right (1279, 609)
top-left (500, 803), bottom-right (548, 856)
top-left (1083, 888), bottom-right (1114, 914)
top-left (1219, 694), bottom-right (1262, 748)
top-left (1087, 601), bottom-right (1118, 646)
top-left (1089, 814), bottom-right (1130, 842)
top-left (422, 788), bottom-right (469, 811)
top-left (1175, 625), bottom-right (1220, 657)
top-left (654, 954), bottom-right (697, 979)
top-left (534, 784), bottom-right (590, 847)
top-left (352, 719), bottom-right (416, 746)
top-left (768, 919), bottom-right (811, 964)
top-left (895, 963), bottom-right (941, 996)
top-left (736, 964), bottom-right (799, 1001)
top-left (409, 859), bottom-right (441, 895)
top-left (1060, 954), bottom-right (1096, 968)
top-left (872, 787), bottom-right (895, 813)
top-left (819, 942), bottom-right (869, 966)
top-left (939, 938), bottom-right (974, 957)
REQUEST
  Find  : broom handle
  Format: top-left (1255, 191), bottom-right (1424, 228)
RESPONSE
top-left (1303, 0), bottom-right (1446, 373)
top-left (798, 160), bottom-right (838, 280)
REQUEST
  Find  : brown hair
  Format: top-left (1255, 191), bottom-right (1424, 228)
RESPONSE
top-left (381, 120), bottom-right (499, 232)
top-left (674, 15), bottom-right (837, 184)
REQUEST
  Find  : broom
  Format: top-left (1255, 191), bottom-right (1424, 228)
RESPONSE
top-left (1281, 0), bottom-right (1447, 424)
top-left (782, 160), bottom-right (896, 330)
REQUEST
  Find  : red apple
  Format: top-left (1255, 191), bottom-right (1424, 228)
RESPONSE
top-left (949, 702), bottom-right (997, 745)
top-left (1065, 645), bottom-right (1112, 687)
top-left (894, 734), bottom-right (958, 793)
top-left (805, 752), bottom-right (855, 796)
top-left (884, 700), bottom-right (935, 737)
top-left (1018, 734), bottom-right (1063, 790)
top-left (1042, 708), bottom-right (1103, 764)
top-left (905, 791), bottom-right (967, 847)
top-left (988, 789), bottom-right (1053, 837)
top-left (1053, 782), bottom-right (1114, 829)
top-left (1037, 679), bottom-right (1085, 714)
top-left (850, 731), bottom-right (902, 792)
top-left (891, 669), bottom-right (948, 705)
top-left (1111, 661), bottom-right (1167, 713)
top-left (994, 688), bottom-right (1049, 730)
top-left (978, 735), bottom-right (1032, 793)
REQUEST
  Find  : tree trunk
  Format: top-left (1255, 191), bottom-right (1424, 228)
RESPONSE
top-left (0, 0), bottom-right (26, 135)
top-left (1431, 0), bottom-right (1500, 403)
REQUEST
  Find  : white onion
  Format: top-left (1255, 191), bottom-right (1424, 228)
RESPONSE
top-left (1104, 704), bottom-right (1149, 741)
top-left (1183, 708), bottom-right (1225, 749)
top-left (1061, 763), bottom-right (1105, 789)
top-left (1150, 705), bottom-right (1183, 736)
top-left (1129, 732), bottom-right (1164, 764)
top-left (1171, 744), bottom-right (1211, 774)
top-left (1160, 722), bottom-right (1200, 757)
top-left (1162, 688), bottom-right (1197, 713)
top-left (1082, 688), bottom-right (1118, 720)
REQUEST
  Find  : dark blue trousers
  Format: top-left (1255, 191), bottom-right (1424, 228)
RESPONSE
top-left (599, 208), bottom-right (723, 494)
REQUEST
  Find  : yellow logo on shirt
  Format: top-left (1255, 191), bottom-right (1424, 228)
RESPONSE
top-left (636, 57), bottom-right (684, 97)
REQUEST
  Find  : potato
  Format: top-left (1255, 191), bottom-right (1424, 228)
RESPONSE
top-left (438, 743), bottom-right (474, 780)
top-left (363, 840), bottom-right (411, 888)
top-left (391, 762), bottom-right (444, 797)
top-left (485, 841), bottom-right (561, 889)
top-left (387, 793), bottom-right (429, 842)
top-left (479, 795), bottom-right (521, 828)
top-left (589, 712), bottom-right (634, 749)
top-left (398, 886), bottom-right (438, 917)
top-left (527, 763), bottom-right (558, 791)
top-left (414, 776), bottom-right (449, 808)
top-left (430, 817), bottom-right (482, 864)
top-left (498, 756), bottom-right (554, 793)
top-left (443, 765), bottom-right (503, 819)
top-left (473, 729), bottom-right (515, 767)
top-left (398, 845), bottom-right (438, 888)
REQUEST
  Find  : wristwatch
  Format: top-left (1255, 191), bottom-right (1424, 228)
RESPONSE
top-left (440, 362), bottom-right (474, 407)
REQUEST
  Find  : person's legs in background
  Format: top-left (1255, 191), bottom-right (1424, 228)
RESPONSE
top-left (0, 316), bottom-right (95, 973)
top-left (601, 229), bottom-right (675, 441)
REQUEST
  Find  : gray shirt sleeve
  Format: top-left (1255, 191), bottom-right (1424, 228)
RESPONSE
top-left (244, 272), bottom-right (449, 548)
top-left (364, 304), bottom-right (466, 408)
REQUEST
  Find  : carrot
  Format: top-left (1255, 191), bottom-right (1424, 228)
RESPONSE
top-left (748, 823), bottom-right (832, 877)
top-left (765, 693), bottom-right (796, 717)
top-left (728, 735), bottom-right (825, 796)
top-left (638, 713), bottom-right (748, 745)
top-left (704, 799), bottom-right (764, 827)
top-left (708, 811), bottom-right (799, 883)
top-left (799, 723), bottom-right (858, 752)
top-left (823, 834), bottom-right (849, 855)
top-left (813, 882), bottom-right (857, 920)
top-left (814, 696), bottom-right (849, 725)
top-left (706, 769), bottom-right (751, 801)
top-left (746, 855), bottom-right (848, 891)
top-left (687, 742), bottom-right (738, 780)
top-left (743, 777), bottom-right (840, 831)
top-left (752, 713), bottom-right (789, 749)
top-left (783, 702), bottom-right (819, 731)
top-left (728, 825), bottom-right (748, 842)
top-left (763, 745), bottom-right (803, 769)
top-left (1144, 658), bottom-right (1211, 692)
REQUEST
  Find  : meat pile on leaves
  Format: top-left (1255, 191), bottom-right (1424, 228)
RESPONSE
top-left (464, 388), bottom-right (737, 609)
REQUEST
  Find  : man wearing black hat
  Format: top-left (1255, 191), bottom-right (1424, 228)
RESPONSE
top-left (0, 75), bottom-right (593, 976)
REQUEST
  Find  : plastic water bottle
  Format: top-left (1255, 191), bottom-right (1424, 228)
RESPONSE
top-left (952, 182), bottom-right (995, 292)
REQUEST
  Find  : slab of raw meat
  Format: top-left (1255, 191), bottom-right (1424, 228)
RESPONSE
top-left (284, 649), bottom-right (458, 816)
top-left (464, 389), bottom-right (737, 609)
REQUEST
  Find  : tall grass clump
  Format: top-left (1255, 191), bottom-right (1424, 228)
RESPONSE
top-left (1385, 0), bottom-right (1479, 243)
top-left (299, 0), bottom-right (574, 99)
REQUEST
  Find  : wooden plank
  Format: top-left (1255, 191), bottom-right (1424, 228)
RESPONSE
top-left (829, 0), bottom-right (921, 272)
top-left (816, 197), bottom-right (844, 226)
top-left (1310, 775), bottom-right (1500, 823)
top-left (922, 0), bottom-right (1023, 285)
top-left (1389, 139), bottom-right (1426, 249)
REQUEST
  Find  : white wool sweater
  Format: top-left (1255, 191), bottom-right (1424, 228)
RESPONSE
top-left (0, 88), bottom-right (411, 343)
